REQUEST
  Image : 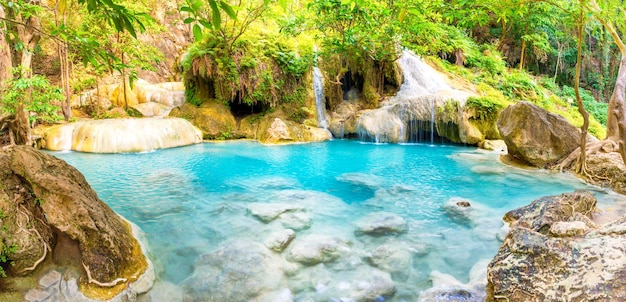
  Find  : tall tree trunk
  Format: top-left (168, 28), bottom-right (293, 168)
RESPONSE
top-left (574, 5), bottom-right (590, 174)
top-left (55, 1), bottom-right (72, 120)
top-left (519, 39), bottom-right (526, 71)
top-left (15, 0), bottom-right (41, 77)
top-left (0, 5), bottom-right (12, 86)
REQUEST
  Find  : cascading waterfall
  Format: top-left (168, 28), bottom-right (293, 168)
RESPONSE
top-left (357, 50), bottom-right (464, 144)
top-left (42, 118), bottom-right (203, 153)
top-left (313, 67), bottom-right (329, 130)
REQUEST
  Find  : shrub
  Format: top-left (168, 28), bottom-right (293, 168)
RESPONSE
top-left (1, 75), bottom-right (64, 124)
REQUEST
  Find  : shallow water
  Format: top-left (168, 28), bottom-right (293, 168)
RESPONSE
top-left (50, 140), bottom-right (625, 301)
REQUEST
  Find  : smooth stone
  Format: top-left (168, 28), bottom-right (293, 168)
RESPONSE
top-left (25, 289), bottom-right (51, 302)
top-left (418, 264), bottom-right (487, 302)
top-left (266, 229), bottom-right (296, 252)
top-left (39, 270), bottom-right (62, 289)
top-left (356, 212), bottom-right (408, 236)
top-left (287, 235), bottom-right (347, 265)
top-left (182, 240), bottom-right (288, 301)
top-left (366, 243), bottom-right (412, 280)
top-left (248, 203), bottom-right (303, 223)
top-left (280, 212), bottom-right (312, 230)
top-left (325, 267), bottom-right (396, 302)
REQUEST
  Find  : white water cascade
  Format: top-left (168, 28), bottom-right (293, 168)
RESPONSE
top-left (357, 50), bottom-right (471, 144)
top-left (42, 118), bottom-right (203, 153)
top-left (313, 67), bottom-right (329, 130)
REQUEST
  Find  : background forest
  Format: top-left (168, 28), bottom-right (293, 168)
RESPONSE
top-left (0, 0), bottom-right (625, 140)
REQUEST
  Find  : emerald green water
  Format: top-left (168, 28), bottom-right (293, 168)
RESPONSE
top-left (49, 140), bottom-right (624, 301)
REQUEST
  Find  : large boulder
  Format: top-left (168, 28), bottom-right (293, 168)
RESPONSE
top-left (497, 101), bottom-right (584, 168)
top-left (486, 190), bottom-right (626, 301)
top-left (0, 146), bottom-right (149, 286)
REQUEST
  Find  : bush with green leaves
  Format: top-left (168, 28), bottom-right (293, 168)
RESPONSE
top-left (1, 75), bottom-right (63, 124)
top-left (558, 85), bottom-right (608, 126)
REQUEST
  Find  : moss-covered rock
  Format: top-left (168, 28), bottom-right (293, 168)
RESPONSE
top-left (0, 146), bottom-right (151, 299)
top-left (170, 102), bottom-right (237, 139)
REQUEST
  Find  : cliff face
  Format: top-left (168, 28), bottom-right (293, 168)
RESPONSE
top-left (0, 146), bottom-right (149, 297)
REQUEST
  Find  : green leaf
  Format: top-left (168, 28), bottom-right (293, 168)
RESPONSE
top-left (209, 0), bottom-right (221, 29)
top-left (180, 5), bottom-right (194, 13)
top-left (183, 17), bottom-right (195, 24)
top-left (219, 1), bottom-right (236, 19)
top-left (192, 23), bottom-right (203, 40)
top-left (199, 20), bottom-right (212, 28)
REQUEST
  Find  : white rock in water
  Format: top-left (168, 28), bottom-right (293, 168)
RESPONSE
top-left (265, 229), bottom-right (296, 252)
top-left (287, 234), bottom-right (348, 265)
top-left (248, 203), bottom-right (303, 223)
top-left (356, 212), bottom-right (408, 236)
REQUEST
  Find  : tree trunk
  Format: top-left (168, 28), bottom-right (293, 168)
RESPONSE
top-left (609, 57), bottom-right (626, 163)
top-left (0, 5), bottom-right (12, 85)
top-left (15, 102), bottom-right (32, 146)
top-left (455, 49), bottom-right (464, 66)
top-left (606, 57), bottom-right (626, 141)
top-left (15, 0), bottom-right (41, 77)
top-left (519, 39), bottom-right (526, 71)
top-left (574, 6), bottom-right (590, 174)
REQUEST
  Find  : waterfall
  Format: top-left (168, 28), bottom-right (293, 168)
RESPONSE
top-left (42, 118), bottom-right (203, 153)
top-left (313, 67), bottom-right (329, 130)
top-left (357, 50), bottom-right (468, 144)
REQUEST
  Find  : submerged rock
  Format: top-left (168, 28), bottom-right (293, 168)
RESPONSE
top-left (0, 146), bottom-right (150, 296)
top-left (487, 190), bottom-right (626, 301)
top-left (418, 260), bottom-right (488, 302)
top-left (497, 101), bottom-right (590, 168)
top-left (42, 118), bottom-right (202, 153)
top-left (356, 212), bottom-right (408, 236)
top-left (248, 203), bottom-right (303, 223)
top-left (182, 240), bottom-right (288, 301)
top-left (365, 243), bottom-right (413, 280)
top-left (287, 235), bottom-right (349, 265)
top-left (265, 229), bottom-right (296, 252)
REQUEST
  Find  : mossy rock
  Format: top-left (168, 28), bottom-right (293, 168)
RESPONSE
top-left (170, 102), bottom-right (237, 139)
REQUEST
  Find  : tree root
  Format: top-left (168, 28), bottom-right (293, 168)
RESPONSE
top-left (82, 262), bottom-right (127, 287)
top-left (557, 140), bottom-right (618, 172)
top-left (18, 228), bottom-right (49, 274)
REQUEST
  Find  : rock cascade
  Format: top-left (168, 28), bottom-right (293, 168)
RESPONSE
top-left (42, 117), bottom-right (202, 153)
top-left (497, 101), bottom-right (588, 168)
top-left (0, 146), bottom-right (151, 298)
top-left (487, 190), bottom-right (626, 301)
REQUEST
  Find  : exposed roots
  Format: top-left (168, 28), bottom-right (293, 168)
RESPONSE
top-left (18, 228), bottom-right (50, 274)
top-left (82, 262), bottom-right (127, 287)
top-left (558, 140), bottom-right (618, 173)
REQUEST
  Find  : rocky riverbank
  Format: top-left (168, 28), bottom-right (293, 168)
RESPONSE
top-left (0, 146), bottom-right (153, 300)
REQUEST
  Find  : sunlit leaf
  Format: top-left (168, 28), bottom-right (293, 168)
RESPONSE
top-left (192, 23), bottom-right (202, 40)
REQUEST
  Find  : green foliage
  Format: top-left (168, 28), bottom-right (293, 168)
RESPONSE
top-left (0, 242), bottom-right (17, 278)
top-left (466, 96), bottom-right (505, 121)
top-left (1, 74), bottom-right (63, 124)
top-left (183, 29), bottom-right (313, 108)
top-left (558, 85), bottom-right (608, 126)
top-left (124, 107), bottom-right (142, 117)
